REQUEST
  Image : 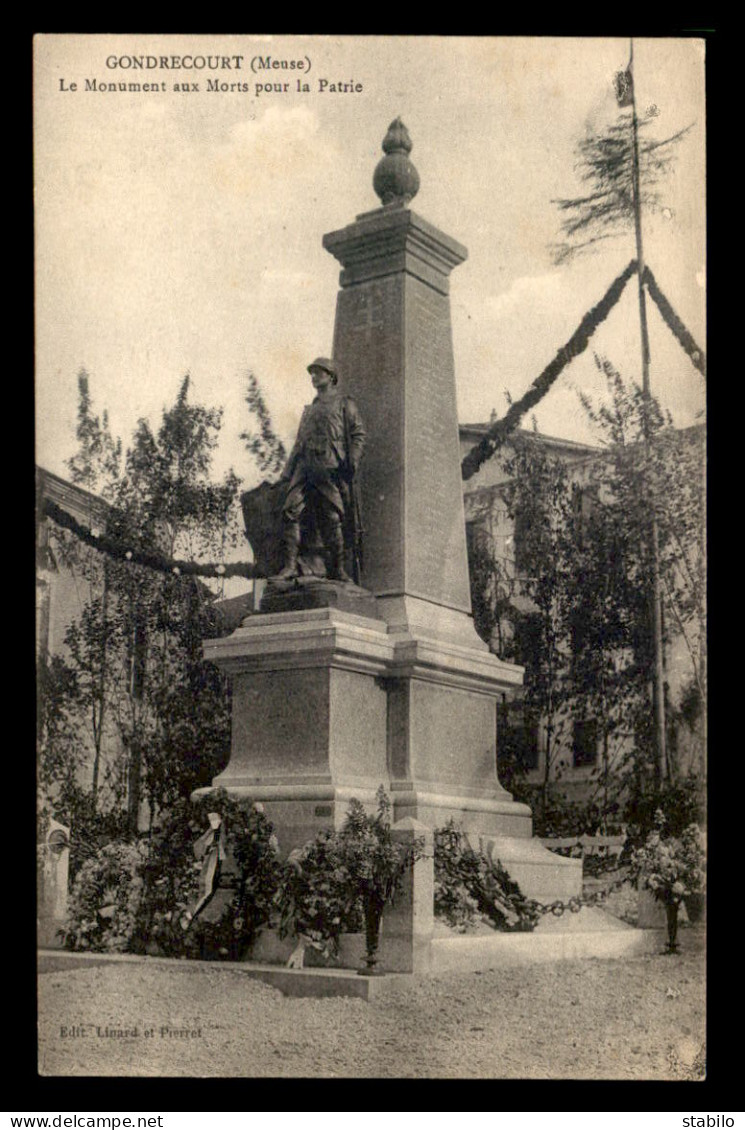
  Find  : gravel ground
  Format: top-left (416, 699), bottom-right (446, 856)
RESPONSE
top-left (38, 928), bottom-right (705, 1079)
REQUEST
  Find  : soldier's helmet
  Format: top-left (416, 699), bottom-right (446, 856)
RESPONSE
top-left (307, 357), bottom-right (339, 384)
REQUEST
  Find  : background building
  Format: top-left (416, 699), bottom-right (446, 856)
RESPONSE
top-left (460, 422), bottom-right (706, 809)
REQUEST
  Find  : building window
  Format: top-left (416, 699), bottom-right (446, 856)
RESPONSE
top-left (519, 718), bottom-right (540, 770)
top-left (466, 518), bottom-right (490, 554)
top-left (512, 506), bottom-right (530, 574)
top-left (571, 483), bottom-right (599, 549)
top-left (569, 607), bottom-right (592, 678)
top-left (572, 718), bottom-right (598, 767)
top-left (512, 612), bottom-right (543, 669)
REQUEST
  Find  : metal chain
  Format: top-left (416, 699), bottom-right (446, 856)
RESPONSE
top-left (526, 872), bottom-right (631, 920)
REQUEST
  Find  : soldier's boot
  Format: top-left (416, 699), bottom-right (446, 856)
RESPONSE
top-left (275, 522), bottom-right (301, 580)
top-left (326, 524), bottom-right (352, 583)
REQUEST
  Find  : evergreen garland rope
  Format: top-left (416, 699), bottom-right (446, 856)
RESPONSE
top-left (460, 260), bottom-right (706, 481)
top-left (644, 265), bottom-right (707, 379)
top-left (42, 498), bottom-right (260, 580)
top-left (460, 259), bottom-right (639, 481)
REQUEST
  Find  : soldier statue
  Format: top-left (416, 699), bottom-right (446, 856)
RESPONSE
top-left (275, 357), bottom-right (366, 584)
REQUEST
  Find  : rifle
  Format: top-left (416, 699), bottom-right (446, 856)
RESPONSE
top-left (343, 399), bottom-right (365, 585)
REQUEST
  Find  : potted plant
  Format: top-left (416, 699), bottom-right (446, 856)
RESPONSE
top-left (630, 812), bottom-right (706, 953)
top-left (336, 789), bottom-right (423, 976)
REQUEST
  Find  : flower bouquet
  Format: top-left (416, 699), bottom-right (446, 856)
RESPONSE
top-left (630, 813), bottom-right (706, 953)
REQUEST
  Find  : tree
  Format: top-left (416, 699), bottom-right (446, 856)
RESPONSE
top-left (466, 507), bottom-right (517, 656)
top-left (240, 371), bottom-right (287, 480)
top-left (500, 434), bottom-right (575, 815)
top-left (551, 95), bottom-right (691, 266)
top-left (39, 375), bottom-right (242, 837)
top-left (465, 361), bottom-right (704, 824)
top-left (66, 369), bottom-right (123, 497)
top-left (106, 377), bottom-right (241, 827)
top-left (577, 358), bottom-right (706, 793)
top-left (563, 463), bottom-right (651, 812)
top-left (552, 44), bottom-right (696, 787)
top-left (39, 371), bottom-right (125, 811)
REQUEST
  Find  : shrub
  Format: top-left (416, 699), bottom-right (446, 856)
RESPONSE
top-left (65, 787), bottom-right (428, 965)
top-left (582, 847), bottom-right (626, 878)
top-left (512, 783), bottom-right (625, 838)
top-left (65, 841), bottom-right (147, 952)
top-left (624, 777), bottom-right (705, 846)
top-left (335, 791), bottom-right (422, 968)
top-left (65, 789), bottom-right (283, 960)
top-left (629, 812), bottom-right (706, 953)
top-left (136, 800), bottom-right (204, 957)
top-left (276, 788), bottom-right (422, 962)
top-left (53, 787), bottom-right (132, 885)
top-left (434, 822), bottom-right (538, 932)
top-left (336, 792), bottom-right (419, 910)
top-left (277, 830), bottom-right (364, 958)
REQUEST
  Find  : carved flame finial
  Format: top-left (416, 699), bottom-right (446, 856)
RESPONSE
top-left (373, 118), bottom-right (420, 207)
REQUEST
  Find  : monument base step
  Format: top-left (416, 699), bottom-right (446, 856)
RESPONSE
top-left (252, 929), bottom-right (368, 969)
top-left (430, 909), bottom-right (662, 971)
top-left (37, 948), bottom-right (401, 1000)
top-left (246, 908), bottom-right (651, 977)
top-left (478, 835), bottom-right (583, 903)
top-left (390, 788), bottom-right (533, 841)
top-left (39, 913), bottom-right (667, 998)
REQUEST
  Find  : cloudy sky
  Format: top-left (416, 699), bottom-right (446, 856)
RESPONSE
top-left (34, 34), bottom-right (706, 491)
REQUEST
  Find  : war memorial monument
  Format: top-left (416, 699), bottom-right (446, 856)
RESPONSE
top-left (201, 119), bottom-right (589, 971)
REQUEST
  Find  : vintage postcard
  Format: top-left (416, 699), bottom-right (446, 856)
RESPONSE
top-left (35, 34), bottom-right (706, 1081)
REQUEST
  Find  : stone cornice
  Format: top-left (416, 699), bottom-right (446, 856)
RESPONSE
top-left (323, 208), bottom-right (467, 295)
top-left (385, 633), bottom-right (523, 697)
top-left (204, 607), bottom-right (523, 697)
top-left (203, 608), bottom-right (394, 677)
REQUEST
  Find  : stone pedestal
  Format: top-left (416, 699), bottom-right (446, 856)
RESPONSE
top-left (203, 608), bottom-right (390, 851)
top-left (323, 206), bottom-right (474, 627)
top-left (202, 604), bottom-right (528, 853)
top-left (203, 600), bottom-right (580, 899)
top-left (320, 199), bottom-right (539, 846)
top-left (384, 624), bottom-right (530, 837)
top-left (259, 576), bottom-right (380, 618)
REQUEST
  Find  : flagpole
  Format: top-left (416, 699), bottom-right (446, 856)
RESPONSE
top-left (628, 37), bottom-right (668, 787)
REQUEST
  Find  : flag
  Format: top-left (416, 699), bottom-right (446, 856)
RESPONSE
top-left (614, 67), bottom-right (634, 107)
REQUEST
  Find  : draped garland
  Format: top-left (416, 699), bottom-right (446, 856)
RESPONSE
top-left (42, 497), bottom-right (260, 580)
top-left (643, 265), bottom-right (707, 380)
top-left (460, 260), bottom-right (707, 481)
top-left (460, 260), bottom-right (639, 481)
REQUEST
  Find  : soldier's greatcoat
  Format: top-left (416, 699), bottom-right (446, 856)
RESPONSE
top-left (283, 390), bottom-right (366, 520)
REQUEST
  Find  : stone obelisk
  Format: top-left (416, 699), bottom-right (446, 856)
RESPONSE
top-left (321, 119), bottom-right (528, 833)
top-left (324, 119), bottom-right (475, 643)
top-left (203, 120), bottom-right (580, 900)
